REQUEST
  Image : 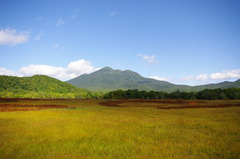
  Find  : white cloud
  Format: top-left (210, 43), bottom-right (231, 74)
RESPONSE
top-left (210, 70), bottom-right (240, 80)
top-left (138, 54), bottom-right (158, 64)
top-left (0, 68), bottom-right (22, 77)
top-left (0, 59), bottom-right (99, 81)
top-left (0, 28), bottom-right (29, 46)
top-left (67, 59), bottom-right (98, 76)
top-left (149, 76), bottom-right (170, 82)
top-left (181, 69), bottom-right (240, 85)
top-left (19, 65), bottom-right (66, 79)
top-left (56, 18), bottom-right (65, 26)
top-left (196, 74), bottom-right (208, 81)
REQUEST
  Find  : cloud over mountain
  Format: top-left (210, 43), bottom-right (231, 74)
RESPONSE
top-left (0, 59), bottom-right (99, 81)
top-left (0, 68), bottom-right (22, 77)
top-left (149, 76), bottom-right (170, 82)
top-left (181, 70), bottom-right (240, 83)
top-left (210, 70), bottom-right (240, 80)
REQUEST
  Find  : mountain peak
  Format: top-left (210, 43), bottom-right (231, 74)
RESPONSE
top-left (66, 67), bottom-right (175, 92)
top-left (99, 67), bottom-right (138, 74)
top-left (101, 66), bottom-right (113, 70)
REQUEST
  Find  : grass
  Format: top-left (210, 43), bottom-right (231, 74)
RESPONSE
top-left (0, 99), bottom-right (240, 159)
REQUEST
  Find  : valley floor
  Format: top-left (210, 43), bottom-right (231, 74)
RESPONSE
top-left (0, 99), bottom-right (240, 159)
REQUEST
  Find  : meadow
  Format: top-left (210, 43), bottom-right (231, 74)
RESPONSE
top-left (0, 99), bottom-right (240, 159)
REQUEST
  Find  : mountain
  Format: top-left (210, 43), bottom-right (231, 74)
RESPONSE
top-left (66, 67), bottom-right (189, 92)
top-left (194, 79), bottom-right (240, 90)
top-left (66, 67), bottom-right (240, 92)
top-left (0, 75), bottom-right (89, 98)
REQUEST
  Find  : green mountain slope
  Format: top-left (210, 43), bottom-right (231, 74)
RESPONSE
top-left (66, 67), bottom-right (240, 92)
top-left (0, 75), bottom-right (89, 98)
top-left (193, 79), bottom-right (240, 91)
top-left (66, 67), bottom-right (190, 92)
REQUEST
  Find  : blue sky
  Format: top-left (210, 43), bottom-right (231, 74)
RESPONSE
top-left (0, 0), bottom-right (240, 85)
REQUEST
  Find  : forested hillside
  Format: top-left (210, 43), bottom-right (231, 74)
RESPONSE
top-left (66, 67), bottom-right (191, 92)
top-left (0, 75), bottom-right (92, 98)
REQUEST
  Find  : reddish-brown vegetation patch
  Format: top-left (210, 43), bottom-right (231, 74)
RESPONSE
top-left (99, 99), bottom-right (240, 109)
top-left (156, 104), bottom-right (240, 109)
top-left (0, 104), bottom-right (75, 112)
top-left (99, 101), bottom-right (125, 107)
top-left (99, 100), bottom-right (203, 107)
top-left (0, 98), bottom-right (19, 102)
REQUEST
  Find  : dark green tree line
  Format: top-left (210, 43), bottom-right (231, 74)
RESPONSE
top-left (103, 88), bottom-right (240, 100)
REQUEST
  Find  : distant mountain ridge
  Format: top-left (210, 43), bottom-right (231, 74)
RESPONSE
top-left (194, 79), bottom-right (240, 90)
top-left (66, 67), bottom-right (240, 92)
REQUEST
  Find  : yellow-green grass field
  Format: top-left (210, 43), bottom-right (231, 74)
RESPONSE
top-left (0, 99), bottom-right (240, 159)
